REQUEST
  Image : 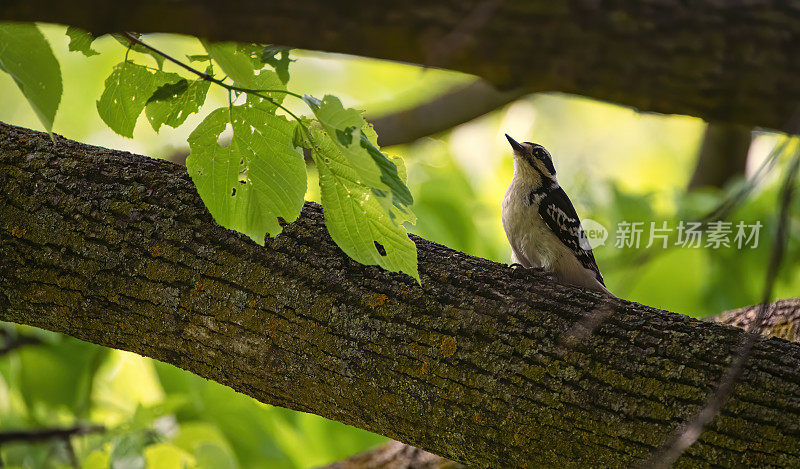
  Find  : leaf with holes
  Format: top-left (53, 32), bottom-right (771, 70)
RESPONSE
top-left (65, 26), bottom-right (100, 57)
top-left (145, 74), bottom-right (211, 131)
top-left (97, 62), bottom-right (181, 138)
top-left (260, 46), bottom-right (293, 84)
top-left (186, 106), bottom-right (306, 243)
top-left (203, 41), bottom-right (286, 108)
top-left (302, 95), bottom-right (418, 280)
top-left (0, 23), bottom-right (62, 133)
top-left (304, 95), bottom-right (413, 222)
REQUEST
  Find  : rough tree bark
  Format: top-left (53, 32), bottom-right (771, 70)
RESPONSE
top-left (325, 299), bottom-right (800, 469)
top-left (2, 122), bottom-right (800, 467)
top-left (2, 0), bottom-right (799, 133)
top-left (712, 297), bottom-right (800, 344)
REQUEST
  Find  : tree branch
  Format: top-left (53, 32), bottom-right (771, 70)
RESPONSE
top-left (369, 81), bottom-right (528, 147)
top-left (0, 328), bottom-right (42, 355)
top-left (322, 440), bottom-right (464, 469)
top-left (325, 297), bottom-right (800, 469)
top-left (712, 296), bottom-right (800, 344)
top-left (2, 121), bottom-right (800, 466)
top-left (1, 1), bottom-right (798, 132)
top-left (687, 124), bottom-right (752, 191)
top-left (0, 425), bottom-right (105, 445)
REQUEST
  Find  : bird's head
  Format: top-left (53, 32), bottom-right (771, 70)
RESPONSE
top-left (505, 134), bottom-right (557, 183)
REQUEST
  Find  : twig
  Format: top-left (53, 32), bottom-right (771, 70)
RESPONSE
top-left (557, 135), bottom-right (792, 348)
top-left (642, 138), bottom-right (800, 468)
top-left (0, 329), bottom-right (42, 356)
top-left (119, 32), bottom-right (328, 158)
top-left (119, 33), bottom-right (306, 123)
top-left (0, 424), bottom-right (105, 445)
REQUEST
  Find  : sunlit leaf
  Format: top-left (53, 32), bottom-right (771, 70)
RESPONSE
top-left (203, 41), bottom-right (286, 107)
top-left (260, 45), bottom-right (293, 84)
top-left (305, 95), bottom-right (413, 216)
top-left (17, 337), bottom-right (106, 415)
top-left (203, 41), bottom-right (258, 88)
top-left (145, 74), bottom-right (211, 131)
top-left (97, 62), bottom-right (181, 137)
top-left (303, 95), bottom-right (418, 280)
top-left (65, 26), bottom-right (100, 57)
top-left (144, 444), bottom-right (197, 469)
top-left (110, 432), bottom-right (156, 469)
top-left (171, 422), bottom-right (238, 469)
top-left (0, 23), bottom-right (62, 133)
top-left (187, 54), bottom-right (211, 63)
top-left (83, 445), bottom-right (112, 469)
top-left (186, 106), bottom-right (306, 244)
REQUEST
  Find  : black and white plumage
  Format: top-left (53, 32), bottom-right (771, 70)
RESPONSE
top-left (502, 134), bottom-right (607, 292)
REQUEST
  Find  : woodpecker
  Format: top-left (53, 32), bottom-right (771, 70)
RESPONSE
top-left (502, 134), bottom-right (608, 293)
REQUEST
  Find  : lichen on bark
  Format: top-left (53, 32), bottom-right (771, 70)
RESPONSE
top-left (1, 122), bottom-right (800, 467)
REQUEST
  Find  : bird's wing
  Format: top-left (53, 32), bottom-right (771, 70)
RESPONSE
top-left (538, 187), bottom-right (605, 286)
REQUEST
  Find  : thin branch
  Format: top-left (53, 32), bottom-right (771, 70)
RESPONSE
top-left (0, 425), bottom-right (105, 445)
top-left (369, 80), bottom-right (528, 146)
top-left (119, 32), bottom-right (306, 123)
top-left (0, 328), bottom-right (42, 355)
top-left (699, 136), bottom-right (787, 224)
top-left (644, 138), bottom-right (800, 468)
top-left (558, 134), bottom-right (792, 349)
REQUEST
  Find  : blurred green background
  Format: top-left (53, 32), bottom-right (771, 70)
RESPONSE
top-left (1, 24), bottom-right (798, 468)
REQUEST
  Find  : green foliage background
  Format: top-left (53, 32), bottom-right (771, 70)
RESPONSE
top-left (0, 24), bottom-right (798, 468)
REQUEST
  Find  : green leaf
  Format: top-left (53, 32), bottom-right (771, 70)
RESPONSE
top-left (260, 45), bottom-right (293, 84)
top-left (203, 41), bottom-right (286, 106)
top-left (144, 444), bottom-right (197, 469)
top-left (186, 54), bottom-right (211, 63)
top-left (171, 423), bottom-right (238, 469)
top-left (111, 33), bottom-right (165, 69)
top-left (303, 95), bottom-right (418, 280)
top-left (65, 26), bottom-right (100, 57)
top-left (305, 95), bottom-right (413, 214)
top-left (17, 337), bottom-right (106, 415)
top-left (145, 74), bottom-right (211, 131)
top-left (0, 23), bottom-right (62, 133)
top-left (110, 432), bottom-right (156, 469)
top-left (83, 445), bottom-right (112, 469)
top-left (97, 62), bottom-right (181, 138)
top-left (203, 41), bottom-right (258, 88)
top-left (186, 106), bottom-right (306, 244)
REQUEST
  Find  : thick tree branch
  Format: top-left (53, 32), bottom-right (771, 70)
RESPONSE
top-left (322, 440), bottom-right (464, 469)
top-left (2, 1), bottom-right (799, 132)
top-left (369, 81), bottom-right (528, 147)
top-left (1, 121), bottom-right (800, 466)
top-left (712, 296), bottom-right (800, 344)
top-left (326, 297), bottom-right (800, 468)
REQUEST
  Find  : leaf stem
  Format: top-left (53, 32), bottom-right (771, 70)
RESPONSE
top-left (120, 34), bottom-right (304, 100)
top-left (120, 32), bottom-right (311, 138)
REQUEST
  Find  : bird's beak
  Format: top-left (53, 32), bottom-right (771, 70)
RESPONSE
top-left (505, 134), bottom-right (524, 153)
